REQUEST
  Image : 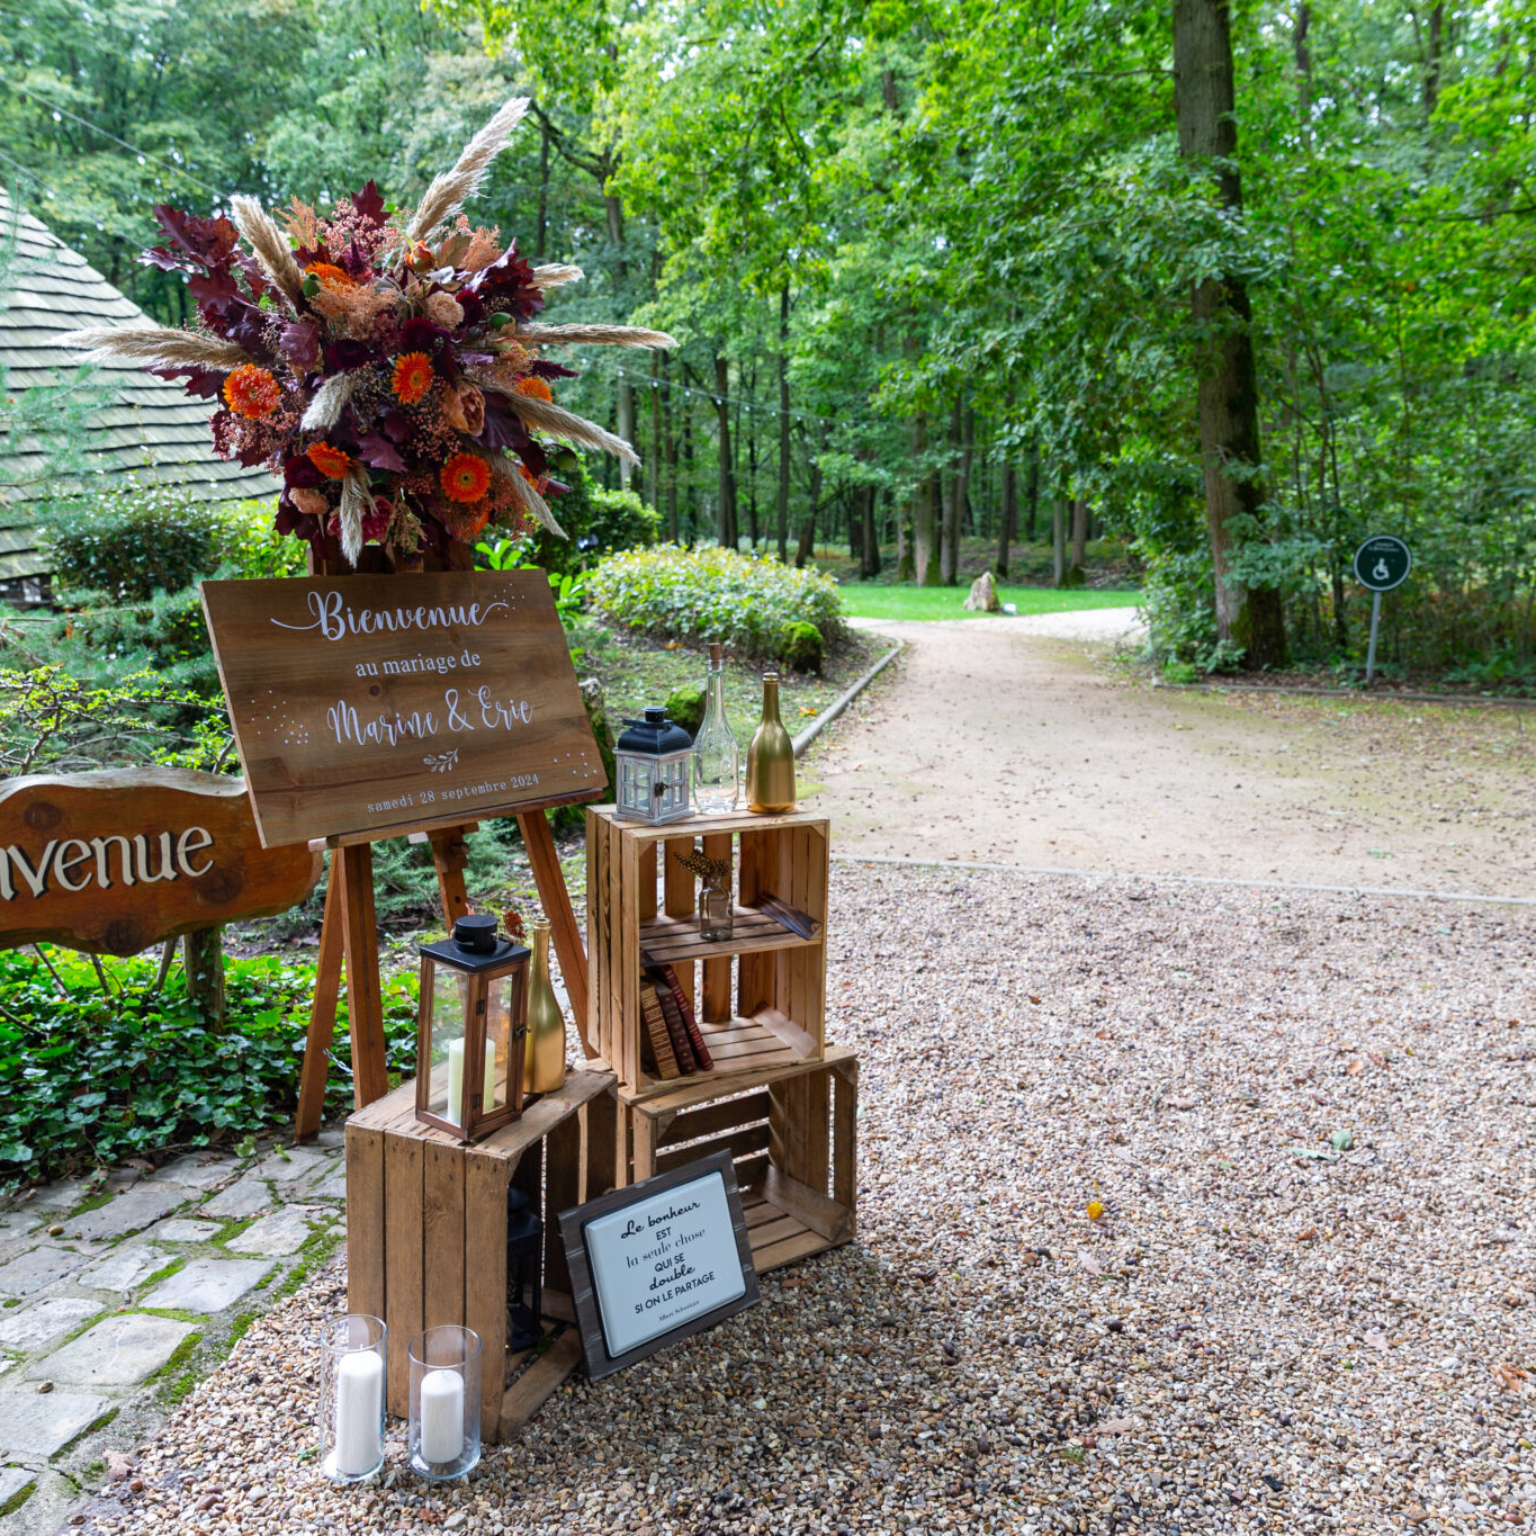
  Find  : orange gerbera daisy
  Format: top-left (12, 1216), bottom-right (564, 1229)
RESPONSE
top-left (308, 441), bottom-right (353, 478)
top-left (513, 375), bottom-right (553, 402)
top-left (391, 351), bottom-right (434, 405)
top-left (222, 364), bottom-right (281, 420)
top-left (441, 452), bottom-right (491, 504)
top-left (304, 261), bottom-right (356, 291)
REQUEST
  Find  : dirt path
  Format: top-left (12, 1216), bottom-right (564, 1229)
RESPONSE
top-left (800, 616), bottom-right (1535, 898)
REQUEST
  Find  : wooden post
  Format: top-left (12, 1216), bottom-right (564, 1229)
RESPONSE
top-left (295, 856), bottom-right (346, 1142)
top-left (341, 841), bottom-right (388, 1108)
top-left (182, 925), bottom-right (226, 1028)
top-left (518, 807), bottom-right (595, 1059)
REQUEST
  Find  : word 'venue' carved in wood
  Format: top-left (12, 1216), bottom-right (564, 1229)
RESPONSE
top-left (0, 769), bottom-right (322, 956)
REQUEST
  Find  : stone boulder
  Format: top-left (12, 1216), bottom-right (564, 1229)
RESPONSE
top-left (963, 570), bottom-right (1001, 612)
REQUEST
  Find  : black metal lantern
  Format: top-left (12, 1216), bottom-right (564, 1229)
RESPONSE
top-left (506, 1185), bottom-right (543, 1352)
top-left (415, 914), bottom-right (530, 1143)
top-left (615, 706), bottom-right (694, 825)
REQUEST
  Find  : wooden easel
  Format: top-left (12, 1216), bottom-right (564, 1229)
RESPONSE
top-left (292, 538), bottom-right (600, 1141)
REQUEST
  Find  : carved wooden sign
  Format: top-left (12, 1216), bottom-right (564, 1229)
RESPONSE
top-left (200, 571), bottom-right (606, 848)
top-left (0, 769), bottom-right (322, 956)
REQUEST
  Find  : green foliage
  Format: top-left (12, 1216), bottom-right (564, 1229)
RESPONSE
top-left (587, 487), bottom-right (663, 553)
top-left (663, 682), bottom-right (706, 735)
top-left (0, 947), bottom-right (419, 1190)
top-left (778, 620), bottom-right (824, 675)
top-left (212, 501), bottom-right (306, 580)
top-left (588, 545), bottom-right (845, 657)
top-left (38, 484), bottom-right (220, 603)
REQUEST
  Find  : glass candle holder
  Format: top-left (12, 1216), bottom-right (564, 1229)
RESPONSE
top-left (699, 869), bottom-right (733, 942)
top-left (318, 1314), bottom-right (386, 1484)
top-left (408, 1326), bottom-right (481, 1481)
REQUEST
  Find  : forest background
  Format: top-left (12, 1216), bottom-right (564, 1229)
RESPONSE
top-left (3, 0), bottom-right (1535, 680)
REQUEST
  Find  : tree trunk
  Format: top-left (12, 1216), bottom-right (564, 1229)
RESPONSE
top-left (1173, 0), bottom-right (1288, 667)
top-left (997, 461), bottom-right (1016, 576)
top-left (1025, 437), bottom-right (1040, 541)
top-left (714, 355), bottom-right (737, 549)
top-left (861, 485), bottom-right (882, 577)
top-left (1424, 1), bottom-right (1444, 118)
top-left (682, 396), bottom-right (695, 543)
top-left (649, 353), bottom-right (661, 510)
top-left (896, 493), bottom-right (913, 581)
top-left (952, 407), bottom-right (973, 578)
top-left (662, 352), bottom-right (678, 541)
top-left (795, 425), bottom-right (828, 568)
top-left (1071, 498), bottom-right (1089, 574)
top-left (1052, 497), bottom-right (1068, 587)
top-left (183, 926), bottom-right (226, 1029)
top-left (535, 120), bottom-right (551, 262)
top-left (940, 401), bottom-right (961, 585)
top-left (607, 192), bottom-right (634, 489)
top-left (912, 412), bottom-right (940, 587)
top-left (745, 362), bottom-right (759, 547)
top-left (777, 284), bottom-right (791, 563)
top-left (848, 487), bottom-right (864, 565)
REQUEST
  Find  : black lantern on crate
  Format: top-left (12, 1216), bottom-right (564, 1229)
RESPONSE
top-left (415, 915), bottom-right (530, 1142)
top-left (506, 1186), bottom-right (543, 1352)
top-left (615, 706), bottom-right (695, 825)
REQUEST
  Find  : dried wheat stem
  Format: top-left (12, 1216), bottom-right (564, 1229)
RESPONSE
top-left (515, 322), bottom-right (677, 349)
top-left (496, 389), bottom-right (641, 468)
top-left (504, 462), bottom-right (568, 539)
top-left (407, 96), bottom-right (531, 242)
top-left (55, 325), bottom-right (255, 372)
top-left (229, 194), bottom-right (306, 312)
top-left (530, 264), bottom-right (584, 290)
top-left (338, 465), bottom-right (371, 567)
top-left (301, 373), bottom-right (356, 433)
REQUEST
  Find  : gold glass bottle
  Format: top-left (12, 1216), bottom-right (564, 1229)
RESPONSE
top-left (745, 671), bottom-right (796, 813)
top-left (521, 918), bottom-right (567, 1095)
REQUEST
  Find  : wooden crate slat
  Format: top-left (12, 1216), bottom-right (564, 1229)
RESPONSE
top-left (752, 1223), bottom-right (836, 1274)
top-left (654, 1122), bottom-right (771, 1177)
top-left (629, 1044), bottom-right (857, 1114)
top-left (734, 1151), bottom-right (770, 1190)
top-left (658, 1091), bottom-right (772, 1148)
top-left (661, 834), bottom-right (697, 1013)
top-left (501, 1328), bottom-right (583, 1437)
top-left (544, 1109), bottom-right (582, 1302)
top-left (833, 1062), bottom-right (857, 1218)
top-left (382, 1132), bottom-right (425, 1413)
top-left (619, 832), bottom-right (642, 1088)
top-left (464, 1152), bottom-right (510, 1440)
top-left (638, 907), bottom-right (819, 964)
top-left (699, 832), bottom-right (733, 1023)
top-left (422, 1140), bottom-right (466, 1329)
top-left (638, 840), bottom-right (658, 922)
top-left (345, 1123), bottom-right (385, 1321)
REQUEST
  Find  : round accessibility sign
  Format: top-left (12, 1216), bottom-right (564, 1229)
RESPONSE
top-left (1353, 535), bottom-right (1411, 593)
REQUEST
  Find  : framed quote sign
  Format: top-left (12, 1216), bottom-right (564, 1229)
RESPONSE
top-left (557, 1151), bottom-right (760, 1380)
top-left (200, 571), bottom-right (606, 848)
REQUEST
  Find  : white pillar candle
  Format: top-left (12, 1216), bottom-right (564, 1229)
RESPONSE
top-left (482, 1040), bottom-right (497, 1111)
top-left (418, 1368), bottom-right (465, 1464)
top-left (445, 1038), bottom-right (465, 1125)
top-left (332, 1349), bottom-right (383, 1477)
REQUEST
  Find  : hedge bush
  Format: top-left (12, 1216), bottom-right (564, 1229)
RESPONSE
top-left (38, 481), bottom-right (222, 601)
top-left (0, 947), bottom-right (419, 1190)
top-left (587, 545), bottom-right (844, 659)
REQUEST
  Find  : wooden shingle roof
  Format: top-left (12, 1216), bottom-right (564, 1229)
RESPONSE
top-left (0, 190), bottom-right (276, 578)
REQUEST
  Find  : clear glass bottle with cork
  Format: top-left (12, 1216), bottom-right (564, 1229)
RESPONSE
top-left (693, 641), bottom-right (740, 814)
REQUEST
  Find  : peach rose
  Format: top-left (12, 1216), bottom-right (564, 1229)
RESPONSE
top-left (425, 291), bottom-right (465, 329)
top-left (290, 487), bottom-right (330, 518)
top-left (443, 382), bottom-right (485, 436)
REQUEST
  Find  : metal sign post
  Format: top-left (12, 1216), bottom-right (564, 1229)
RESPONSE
top-left (1352, 535), bottom-right (1412, 683)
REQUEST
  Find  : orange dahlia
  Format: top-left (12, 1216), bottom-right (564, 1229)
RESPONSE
top-left (223, 364), bottom-right (281, 420)
top-left (391, 351), bottom-right (434, 405)
top-left (304, 261), bottom-right (356, 291)
top-left (513, 375), bottom-right (553, 402)
top-left (308, 441), bottom-right (353, 478)
top-left (441, 452), bottom-right (491, 504)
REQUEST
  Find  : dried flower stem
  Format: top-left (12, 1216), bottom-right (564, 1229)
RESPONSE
top-left (515, 322), bottom-right (677, 350)
top-left (488, 387), bottom-right (641, 468)
top-left (301, 373), bottom-right (356, 432)
top-left (55, 325), bottom-right (255, 372)
top-left (407, 96), bottom-right (531, 242)
top-left (530, 264), bottom-right (584, 290)
top-left (229, 194), bottom-right (307, 312)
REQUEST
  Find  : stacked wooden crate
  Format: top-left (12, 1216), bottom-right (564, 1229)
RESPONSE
top-left (586, 806), bottom-right (856, 1273)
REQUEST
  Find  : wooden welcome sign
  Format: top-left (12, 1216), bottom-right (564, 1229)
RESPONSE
top-left (200, 570), bottom-right (606, 848)
top-left (0, 768), bottom-right (322, 956)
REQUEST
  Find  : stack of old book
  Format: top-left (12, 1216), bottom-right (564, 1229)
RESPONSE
top-left (637, 963), bottom-right (715, 1079)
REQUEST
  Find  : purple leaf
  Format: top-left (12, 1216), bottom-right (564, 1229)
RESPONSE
top-left (148, 365), bottom-right (226, 399)
top-left (381, 409), bottom-right (413, 443)
top-left (279, 319), bottom-right (322, 371)
top-left (530, 359), bottom-right (577, 379)
top-left (325, 339), bottom-right (374, 372)
top-left (351, 180), bottom-right (387, 228)
top-left (356, 433), bottom-right (407, 473)
top-left (284, 455), bottom-right (323, 489)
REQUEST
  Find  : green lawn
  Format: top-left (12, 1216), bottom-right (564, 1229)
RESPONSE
top-left (835, 584), bottom-right (1143, 622)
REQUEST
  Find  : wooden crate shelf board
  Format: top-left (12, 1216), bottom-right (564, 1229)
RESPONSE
top-left (627, 1008), bottom-right (818, 1099)
top-left (639, 904), bottom-right (821, 965)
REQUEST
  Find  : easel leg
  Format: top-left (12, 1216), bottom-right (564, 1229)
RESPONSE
top-left (428, 827), bottom-right (472, 927)
top-left (295, 854), bottom-right (346, 1142)
top-left (342, 842), bottom-right (389, 1108)
top-left (516, 808), bottom-right (596, 1059)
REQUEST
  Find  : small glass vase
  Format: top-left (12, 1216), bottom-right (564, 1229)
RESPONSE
top-left (318, 1314), bottom-right (386, 1484)
top-left (699, 870), bottom-right (734, 942)
top-left (409, 1326), bottom-right (482, 1481)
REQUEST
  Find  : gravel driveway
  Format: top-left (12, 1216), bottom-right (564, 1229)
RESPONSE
top-left (79, 862), bottom-right (1535, 1536)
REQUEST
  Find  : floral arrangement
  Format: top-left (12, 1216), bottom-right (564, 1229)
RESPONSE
top-left (61, 98), bottom-right (672, 566)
